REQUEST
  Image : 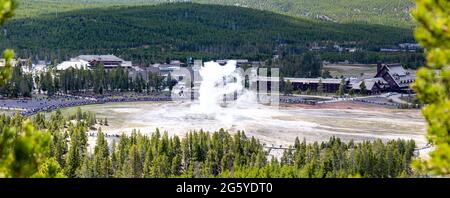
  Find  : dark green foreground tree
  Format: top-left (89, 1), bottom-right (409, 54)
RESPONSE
top-left (0, 0), bottom-right (16, 86)
top-left (0, 1), bottom-right (64, 178)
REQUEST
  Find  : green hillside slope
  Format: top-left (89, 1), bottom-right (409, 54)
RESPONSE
top-left (16, 0), bottom-right (415, 28)
top-left (0, 3), bottom-right (414, 63)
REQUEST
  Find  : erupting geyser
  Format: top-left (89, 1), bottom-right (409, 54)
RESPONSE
top-left (189, 60), bottom-right (260, 126)
top-left (197, 60), bottom-right (244, 114)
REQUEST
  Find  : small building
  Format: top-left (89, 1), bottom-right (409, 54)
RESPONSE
top-left (286, 78), bottom-right (343, 93)
top-left (151, 63), bottom-right (186, 82)
top-left (399, 43), bottom-right (421, 50)
top-left (256, 77), bottom-right (344, 93)
top-left (0, 58), bottom-right (29, 67)
top-left (56, 59), bottom-right (90, 71)
top-left (168, 60), bottom-right (185, 67)
top-left (153, 63), bottom-right (180, 76)
top-left (32, 64), bottom-right (47, 74)
top-left (351, 77), bottom-right (387, 95)
top-left (216, 59), bottom-right (250, 67)
top-left (74, 55), bottom-right (132, 70)
top-left (128, 66), bottom-right (161, 81)
top-left (380, 48), bottom-right (401, 52)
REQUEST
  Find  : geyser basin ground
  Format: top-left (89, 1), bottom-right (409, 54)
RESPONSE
top-left (62, 101), bottom-right (427, 147)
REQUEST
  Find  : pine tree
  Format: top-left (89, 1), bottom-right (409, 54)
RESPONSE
top-left (412, 0), bottom-right (450, 176)
top-left (78, 155), bottom-right (93, 178)
top-left (166, 72), bottom-right (177, 91)
top-left (76, 107), bottom-right (83, 121)
top-left (171, 154), bottom-right (182, 176)
top-left (206, 149), bottom-right (219, 176)
top-left (32, 158), bottom-right (66, 178)
top-left (0, 0), bottom-right (15, 25)
top-left (110, 140), bottom-right (118, 174)
top-left (284, 80), bottom-right (293, 95)
top-left (317, 79), bottom-right (324, 94)
top-left (64, 139), bottom-right (81, 178)
top-left (142, 151), bottom-right (153, 178)
top-left (337, 78), bottom-right (346, 97)
top-left (0, 120), bottom-right (52, 178)
top-left (279, 75), bottom-right (286, 93)
top-left (359, 81), bottom-right (367, 95)
top-left (64, 123), bottom-right (87, 178)
top-left (349, 89), bottom-right (355, 97)
top-left (125, 145), bottom-right (142, 178)
top-left (93, 131), bottom-right (112, 178)
top-left (93, 63), bottom-right (105, 94)
top-left (0, 0), bottom-right (16, 86)
top-left (53, 131), bottom-right (68, 167)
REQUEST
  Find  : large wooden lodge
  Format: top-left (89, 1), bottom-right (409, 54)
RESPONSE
top-left (257, 63), bottom-right (416, 94)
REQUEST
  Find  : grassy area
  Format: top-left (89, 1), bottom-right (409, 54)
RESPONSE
top-left (324, 64), bottom-right (377, 78)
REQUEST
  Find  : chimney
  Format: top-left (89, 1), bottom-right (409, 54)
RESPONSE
top-left (377, 62), bottom-right (383, 74)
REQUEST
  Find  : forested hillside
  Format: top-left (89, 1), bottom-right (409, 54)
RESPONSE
top-left (16, 0), bottom-right (415, 28)
top-left (0, 3), bottom-right (414, 64)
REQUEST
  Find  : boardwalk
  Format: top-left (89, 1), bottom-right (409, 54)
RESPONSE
top-left (0, 93), bottom-right (172, 116)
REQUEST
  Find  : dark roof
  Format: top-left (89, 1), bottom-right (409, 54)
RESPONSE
top-left (76, 55), bottom-right (124, 62)
top-left (145, 66), bottom-right (160, 73)
top-left (352, 77), bottom-right (387, 90)
top-left (384, 64), bottom-right (415, 88)
top-left (256, 77), bottom-right (342, 84)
